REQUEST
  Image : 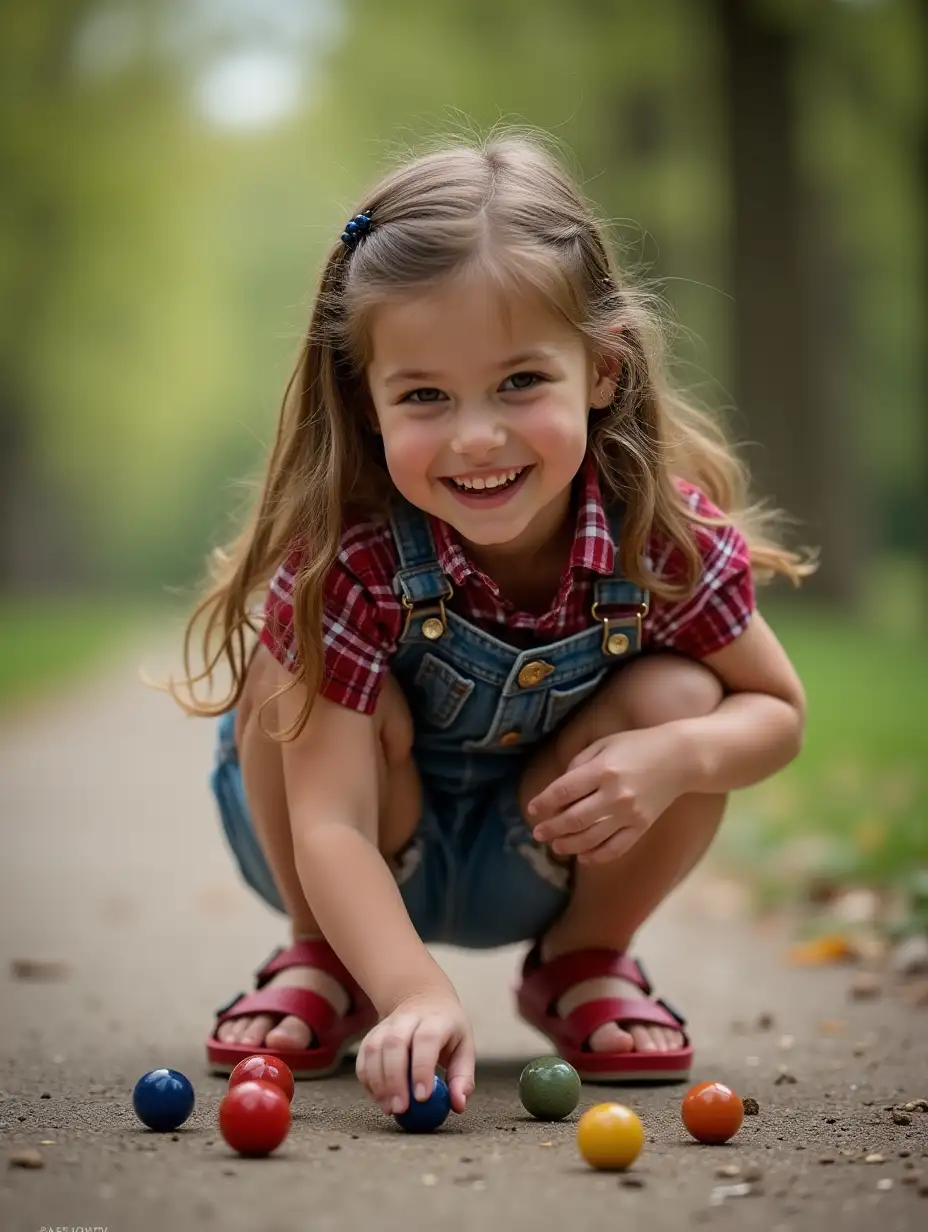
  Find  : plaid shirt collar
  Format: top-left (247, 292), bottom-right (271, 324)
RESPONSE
top-left (427, 453), bottom-right (615, 597)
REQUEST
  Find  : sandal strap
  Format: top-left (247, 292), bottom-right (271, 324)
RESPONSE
top-left (255, 939), bottom-right (361, 1000)
top-left (519, 943), bottom-right (650, 1018)
top-left (565, 996), bottom-right (688, 1049)
top-left (215, 987), bottom-right (338, 1036)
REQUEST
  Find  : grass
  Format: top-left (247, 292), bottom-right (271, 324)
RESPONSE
top-left (721, 575), bottom-right (928, 920)
top-left (0, 596), bottom-right (149, 710)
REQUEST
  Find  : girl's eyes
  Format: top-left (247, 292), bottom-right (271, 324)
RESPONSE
top-left (401, 371), bottom-right (546, 404)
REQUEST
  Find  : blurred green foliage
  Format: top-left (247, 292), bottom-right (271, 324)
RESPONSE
top-left (0, 0), bottom-right (924, 592)
top-left (723, 562), bottom-right (927, 904)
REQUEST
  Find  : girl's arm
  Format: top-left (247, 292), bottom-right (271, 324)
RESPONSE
top-left (275, 671), bottom-right (475, 1116)
top-left (676, 610), bottom-right (806, 793)
top-left (527, 611), bottom-right (805, 861)
top-left (274, 674), bottom-right (453, 1014)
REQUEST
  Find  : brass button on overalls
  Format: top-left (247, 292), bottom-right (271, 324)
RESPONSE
top-left (518, 660), bottom-right (555, 688)
top-left (499, 730), bottom-right (521, 746)
top-left (422, 617), bottom-right (445, 640)
top-left (606, 632), bottom-right (629, 656)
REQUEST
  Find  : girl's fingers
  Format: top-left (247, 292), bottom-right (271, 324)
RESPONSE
top-left (527, 760), bottom-right (600, 824)
top-left (409, 1019), bottom-right (445, 1104)
top-left (579, 825), bottom-right (640, 865)
top-left (442, 1033), bottom-right (477, 1114)
top-left (379, 1014), bottom-right (420, 1114)
top-left (552, 813), bottom-right (616, 855)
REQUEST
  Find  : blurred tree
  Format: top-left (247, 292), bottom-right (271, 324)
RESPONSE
top-left (716, 0), bottom-right (859, 603)
top-left (0, 1), bottom-right (97, 589)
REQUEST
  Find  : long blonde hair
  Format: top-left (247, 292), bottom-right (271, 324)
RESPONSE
top-left (171, 131), bottom-right (814, 734)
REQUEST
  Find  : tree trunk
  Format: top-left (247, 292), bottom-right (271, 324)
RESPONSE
top-left (718, 0), bottom-right (861, 604)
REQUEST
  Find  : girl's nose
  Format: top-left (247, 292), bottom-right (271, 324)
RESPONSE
top-left (450, 405), bottom-right (506, 458)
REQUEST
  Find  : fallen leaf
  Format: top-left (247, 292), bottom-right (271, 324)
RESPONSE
top-left (9, 959), bottom-right (70, 982)
top-left (818, 1019), bottom-right (847, 1036)
top-left (8, 1149), bottom-right (43, 1169)
top-left (788, 934), bottom-right (854, 966)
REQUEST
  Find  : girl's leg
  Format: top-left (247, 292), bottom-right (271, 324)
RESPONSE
top-left (518, 655), bottom-right (726, 1054)
top-left (217, 648), bottom-right (422, 1050)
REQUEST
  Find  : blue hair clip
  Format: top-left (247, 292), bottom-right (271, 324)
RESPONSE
top-left (340, 210), bottom-right (372, 251)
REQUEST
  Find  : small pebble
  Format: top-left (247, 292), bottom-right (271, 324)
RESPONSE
top-left (913, 1099), bottom-right (928, 1112)
top-left (901, 1173), bottom-right (919, 1185)
top-left (900, 1150), bottom-right (912, 1158)
top-left (893, 1110), bottom-right (912, 1126)
top-left (620, 1175), bottom-right (645, 1188)
top-left (903, 1101), bottom-right (918, 1112)
top-left (774, 1068), bottom-right (797, 1085)
top-left (171, 1134), bottom-right (179, 1142)
top-left (819, 1156), bottom-right (836, 1165)
top-left (742, 1097), bottom-right (760, 1116)
top-left (9, 1149), bottom-right (44, 1169)
top-left (865, 1153), bottom-right (885, 1164)
top-left (778, 1034), bottom-right (795, 1051)
top-left (825, 1116), bottom-right (837, 1124)
top-left (877, 1178), bottom-right (893, 1191)
top-left (710, 1182), bottom-right (757, 1206)
top-left (716, 1163), bottom-right (741, 1178)
top-left (421, 1173), bottom-right (438, 1187)
top-left (327, 1144), bottom-right (341, 1151)
top-left (743, 1165), bottom-right (763, 1183)
top-left (40, 1093), bottom-right (51, 1100)
top-left (756, 1012), bottom-right (775, 1031)
top-left (849, 972), bottom-right (881, 1000)
top-left (222, 1167), bottom-right (237, 1177)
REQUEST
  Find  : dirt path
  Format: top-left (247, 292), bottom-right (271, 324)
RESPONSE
top-left (1, 638), bottom-right (926, 1231)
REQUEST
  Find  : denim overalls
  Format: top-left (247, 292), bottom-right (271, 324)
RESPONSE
top-left (212, 497), bottom-right (647, 949)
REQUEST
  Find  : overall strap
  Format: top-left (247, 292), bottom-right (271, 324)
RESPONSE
top-left (591, 505), bottom-right (650, 659)
top-left (389, 498), bottom-right (453, 643)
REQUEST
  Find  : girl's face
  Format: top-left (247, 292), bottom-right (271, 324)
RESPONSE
top-left (366, 271), bottom-right (614, 557)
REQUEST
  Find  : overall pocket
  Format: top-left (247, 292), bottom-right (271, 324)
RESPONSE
top-left (542, 668), bottom-right (609, 734)
top-left (413, 653), bottom-right (476, 730)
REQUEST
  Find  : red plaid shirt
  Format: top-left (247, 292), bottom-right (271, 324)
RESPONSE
top-left (261, 457), bottom-right (754, 714)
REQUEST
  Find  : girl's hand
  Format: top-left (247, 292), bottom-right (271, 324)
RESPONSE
top-left (355, 990), bottom-right (476, 1117)
top-left (527, 726), bottom-right (691, 864)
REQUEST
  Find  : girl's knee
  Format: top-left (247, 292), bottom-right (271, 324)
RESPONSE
top-left (617, 654), bottom-right (723, 730)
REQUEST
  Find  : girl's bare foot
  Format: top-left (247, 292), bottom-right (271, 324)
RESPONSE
top-left (216, 963), bottom-right (349, 1052)
top-left (555, 973), bottom-right (685, 1053)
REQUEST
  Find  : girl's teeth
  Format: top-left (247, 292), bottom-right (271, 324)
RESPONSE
top-left (452, 468), bottom-right (523, 491)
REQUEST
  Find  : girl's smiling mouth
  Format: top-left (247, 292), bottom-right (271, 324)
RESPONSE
top-left (440, 465), bottom-right (533, 506)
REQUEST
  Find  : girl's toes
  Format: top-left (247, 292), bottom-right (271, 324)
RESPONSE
top-left (630, 1025), bottom-right (659, 1052)
top-left (239, 1014), bottom-right (276, 1046)
top-left (587, 1021), bottom-right (635, 1053)
top-left (216, 1019), bottom-right (240, 1043)
top-left (266, 1015), bottom-right (313, 1051)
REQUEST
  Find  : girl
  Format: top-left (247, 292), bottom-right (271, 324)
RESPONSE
top-left (175, 133), bottom-right (811, 1121)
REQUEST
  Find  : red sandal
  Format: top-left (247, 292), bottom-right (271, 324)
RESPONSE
top-left (205, 939), bottom-right (377, 1078)
top-left (515, 942), bottom-right (692, 1082)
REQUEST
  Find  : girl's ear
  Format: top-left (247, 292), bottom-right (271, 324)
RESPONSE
top-left (592, 326), bottom-right (624, 406)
